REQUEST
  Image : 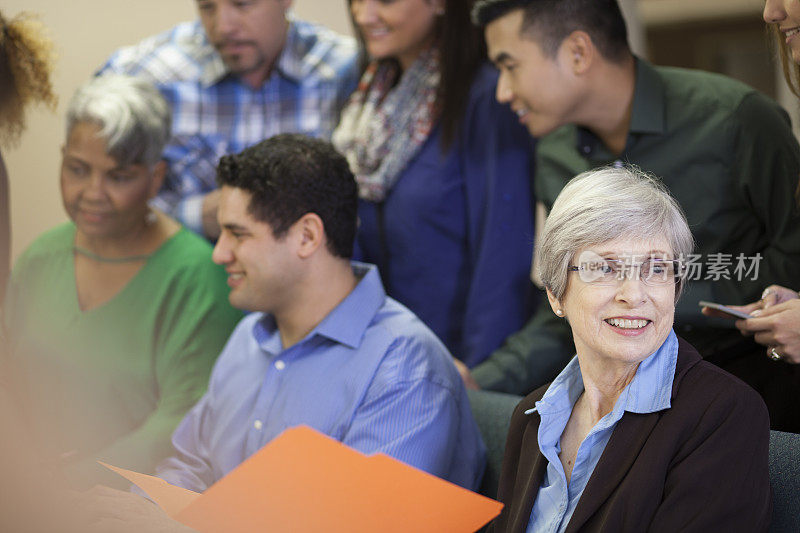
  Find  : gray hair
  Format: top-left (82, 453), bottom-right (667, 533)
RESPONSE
top-left (537, 165), bottom-right (694, 301)
top-left (65, 74), bottom-right (171, 167)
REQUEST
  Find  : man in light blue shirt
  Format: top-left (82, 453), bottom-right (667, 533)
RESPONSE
top-left (98, 0), bottom-right (358, 239)
top-left (83, 133), bottom-right (485, 531)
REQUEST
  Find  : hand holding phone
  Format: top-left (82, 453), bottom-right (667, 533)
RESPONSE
top-left (698, 301), bottom-right (752, 320)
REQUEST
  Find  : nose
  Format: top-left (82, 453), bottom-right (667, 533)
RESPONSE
top-left (495, 70), bottom-right (513, 104)
top-left (614, 274), bottom-right (647, 306)
top-left (212, 233), bottom-right (233, 265)
top-left (213, 3), bottom-right (240, 39)
top-left (352, 0), bottom-right (377, 26)
top-left (764, 0), bottom-right (786, 24)
top-left (82, 172), bottom-right (107, 201)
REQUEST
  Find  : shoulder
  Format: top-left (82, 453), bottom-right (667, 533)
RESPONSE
top-left (537, 124), bottom-right (578, 166)
top-left (100, 21), bottom-right (214, 82)
top-left (153, 228), bottom-right (214, 267)
top-left (14, 223), bottom-right (74, 269)
top-left (161, 227), bottom-right (213, 255)
top-left (148, 228), bottom-right (230, 291)
top-left (668, 338), bottom-right (769, 431)
top-left (289, 18), bottom-right (357, 80)
top-left (677, 359), bottom-right (766, 414)
top-left (510, 383), bottom-right (548, 426)
top-left (655, 64), bottom-right (755, 110)
top-left (367, 297), bottom-right (463, 392)
top-left (654, 64), bottom-right (790, 132)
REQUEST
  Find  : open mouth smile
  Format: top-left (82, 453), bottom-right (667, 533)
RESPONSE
top-left (604, 318), bottom-right (651, 329)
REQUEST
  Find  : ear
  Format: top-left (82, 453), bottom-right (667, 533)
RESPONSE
top-left (561, 30), bottom-right (594, 75)
top-left (148, 160), bottom-right (168, 199)
top-left (292, 212), bottom-right (325, 259)
top-left (545, 288), bottom-right (565, 318)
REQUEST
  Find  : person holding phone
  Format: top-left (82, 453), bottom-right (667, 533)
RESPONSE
top-left (703, 286), bottom-right (800, 366)
top-left (719, 0), bottom-right (800, 367)
top-left (695, 0), bottom-right (800, 433)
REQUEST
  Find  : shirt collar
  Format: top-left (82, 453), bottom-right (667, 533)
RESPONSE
top-left (574, 57), bottom-right (665, 156)
top-left (312, 262), bottom-right (385, 348)
top-left (627, 57), bottom-right (666, 135)
top-left (251, 262), bottom-right (386, 353)
top-left (533, 356), bottom-right (583, 417)
top-left (200, 15), bottom-right (304, 87)
top-left (529, 328), bottom-right (678, 417)
top-left (617, 329), bottom-right (678, 414)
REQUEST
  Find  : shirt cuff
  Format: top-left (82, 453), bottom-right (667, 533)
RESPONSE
top-left (179, 195), bottom-right (206, 236)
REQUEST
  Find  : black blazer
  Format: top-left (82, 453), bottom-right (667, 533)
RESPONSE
top-left (490, 337), bottom-right (772, 533)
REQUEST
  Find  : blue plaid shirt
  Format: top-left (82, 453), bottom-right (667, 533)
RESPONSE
top-left (99, 16), bottom-right (358, 234)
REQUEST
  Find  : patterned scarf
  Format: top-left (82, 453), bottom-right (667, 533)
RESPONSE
top-left (332, 48), bottom-right (440, 202)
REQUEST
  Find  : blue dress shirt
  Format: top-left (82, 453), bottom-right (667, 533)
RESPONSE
top-left (99, 16), bottom-right (358, 234)
top-left (526, 331), bottom-right (679, 533)
top-left (156, 263), bottom-right (486, 492)
top-left (355, 65), bottom-right (536, 368)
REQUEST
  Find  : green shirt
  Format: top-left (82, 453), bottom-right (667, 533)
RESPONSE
top-left (474, 59), bottom-right (800, 394)
top-left (4, 223), bottom-right (242, 488)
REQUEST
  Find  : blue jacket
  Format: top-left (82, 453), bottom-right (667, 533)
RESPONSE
top-left (356, 64), bottom-right (536, 366)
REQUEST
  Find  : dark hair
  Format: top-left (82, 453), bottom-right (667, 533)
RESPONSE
top-left (472, 0), bottom-right (630, 62)
top-left (766, 25), bottom-right (800, 205)
top-left (347, 0), bottom-right (485, 150)
top-left (0, 10), bottom-right (56, 146)
top-left (216, 134), bottom-right (358, 259)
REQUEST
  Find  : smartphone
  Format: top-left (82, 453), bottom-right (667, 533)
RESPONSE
top-left (698, 301), bottom-right (752, 320)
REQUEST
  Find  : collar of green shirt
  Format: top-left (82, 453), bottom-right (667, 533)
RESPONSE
top-left (576, 57), bottom-right (666, 158)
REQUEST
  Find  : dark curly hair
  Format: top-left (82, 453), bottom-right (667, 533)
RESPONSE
top-left (472, 0), bottom-right (630, 62)
top-left (0, 10), bottom-right (56, 147)
top-left (216, 134), bottom-right (358, 259)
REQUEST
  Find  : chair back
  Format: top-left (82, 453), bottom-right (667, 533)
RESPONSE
top-left (769, 430), bottom-right (800, 532)
top-left (467, 389), bottom-right (523, 499)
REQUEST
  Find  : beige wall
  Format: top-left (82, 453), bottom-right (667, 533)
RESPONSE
top-left (4, 1), bottom-right (780, 265)
top-left (3, 0), bottom-right (352, 264)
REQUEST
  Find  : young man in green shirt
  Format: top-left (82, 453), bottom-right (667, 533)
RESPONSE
top-left (466, 0), bottom-right (800, 432)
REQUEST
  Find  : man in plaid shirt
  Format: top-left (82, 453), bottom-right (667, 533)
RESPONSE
top-left (99, 0), bottom-right (358, 239)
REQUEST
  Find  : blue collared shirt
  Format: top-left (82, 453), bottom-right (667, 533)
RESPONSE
top-left (526, 330), bottom-right (679, 533)
top-left (99, 15), bottom-right (358, 234)
top-left (155, 263), bottom-right (486, 492)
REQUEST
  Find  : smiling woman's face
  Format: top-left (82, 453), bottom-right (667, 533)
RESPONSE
top-left (60, 122), bottom-right (158, 241)
top-left (350, 0), bottom-right (442, 70)
top-left (764, 0), bottom-right (800, 63)
top-left (549, 235), bottom-right (676, 370)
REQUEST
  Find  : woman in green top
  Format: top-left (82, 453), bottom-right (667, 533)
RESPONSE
top-left (3, 75), bottom-right (241, 489)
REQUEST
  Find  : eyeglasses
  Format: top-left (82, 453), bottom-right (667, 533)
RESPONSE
top-left (568, 258), bottom-right (685, 286)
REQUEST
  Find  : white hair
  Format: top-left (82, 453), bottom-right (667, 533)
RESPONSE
top-left (537, 165), bottom-right (694, 301)
top-left (65, 74), bottom-right (170, 167)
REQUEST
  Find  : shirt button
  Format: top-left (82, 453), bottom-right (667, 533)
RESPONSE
top-left (274, 360), bottom-right (286, 370)
top-left (253, 420), bottom-right (263, 430)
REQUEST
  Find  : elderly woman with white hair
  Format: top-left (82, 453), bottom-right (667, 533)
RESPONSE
top-left (490, 167), bottom-right (771, 533)
top-left (3, 75), bottom-right (241, 489)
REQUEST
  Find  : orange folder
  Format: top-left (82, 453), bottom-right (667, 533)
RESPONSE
top-left (103, 425), bottom-right (502, 532)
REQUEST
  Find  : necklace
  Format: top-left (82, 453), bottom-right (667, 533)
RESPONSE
top-left (73, 246), bottom-right (152, 263)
